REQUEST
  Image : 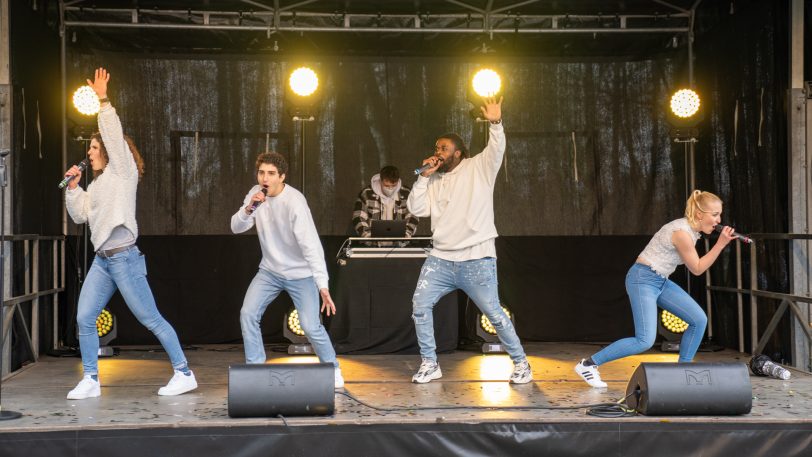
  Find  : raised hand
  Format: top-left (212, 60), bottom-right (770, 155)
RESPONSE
top-left (420, 155), bottom-right (444, 177)
top-left (86, 67), bottom-right (110, 99)
top-left (479, 95), bottom-right (503, 122)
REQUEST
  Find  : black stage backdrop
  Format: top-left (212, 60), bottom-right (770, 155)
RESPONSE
top-left (10, 1), bottom-right (793, 359)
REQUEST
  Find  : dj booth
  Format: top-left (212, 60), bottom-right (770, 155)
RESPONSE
top-left (328, 237), bottom-right (459, 354)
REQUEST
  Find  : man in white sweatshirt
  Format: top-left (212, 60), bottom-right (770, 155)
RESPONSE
top-left (407, 96), bottom-right (531, 384)
top-left (231, 152), bottom-right (343, 388)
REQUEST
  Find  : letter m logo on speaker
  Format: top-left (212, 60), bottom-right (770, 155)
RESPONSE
top-left (268, 369), bottom-right (296, 387)
top-left (684, 369), bottom-right (712, 385)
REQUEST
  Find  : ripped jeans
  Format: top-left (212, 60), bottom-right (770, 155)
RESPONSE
top-left (412, 255), bottom-right (526, 363)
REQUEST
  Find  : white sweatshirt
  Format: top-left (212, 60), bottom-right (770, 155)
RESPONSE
top-left (407, 122), bottom-right (505, 261)
top-left (231, 184), bottom-right (329, 289)
top-left (65, 103), bottom-right (139, 251)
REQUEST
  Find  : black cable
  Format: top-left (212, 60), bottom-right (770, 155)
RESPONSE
top-left (276, 414), bottom-right (289, 426)
top-left (586, 390), bottom-right (639, 418)
top-left (335, 390), bottom-right (630, 414)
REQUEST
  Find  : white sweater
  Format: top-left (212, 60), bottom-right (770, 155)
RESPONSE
top-left (231, 184), bottom-right (329, 289)
top-left (65, 104), bottom-right (139, 251)
top-left (407, 123), bottom-right (505, 261)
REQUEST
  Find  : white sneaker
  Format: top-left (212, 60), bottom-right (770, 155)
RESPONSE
top-left (334, 367), bottom-right (345, 389)
top-left (412, 359), bottom-right (442, 384)
top-left (67, 375), bottom-right (101, 400)
top-left (575, 359), bottom-right (608, 388)
top-left (158, 370), bottom-right (198, 396)
top-left (510, 359), bottom-right (533, 384)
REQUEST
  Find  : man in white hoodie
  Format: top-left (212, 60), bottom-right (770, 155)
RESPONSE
top-left (407, 96), bottom-right (531, 384)
top-left (231, 152), bottom-right (344, 388)
top-left (352, 166), bottom-right (418, 239)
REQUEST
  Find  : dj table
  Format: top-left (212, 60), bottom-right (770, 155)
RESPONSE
top-left (328, 237), bottom-right (459, 354)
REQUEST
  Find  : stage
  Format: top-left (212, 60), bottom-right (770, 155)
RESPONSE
top-left (0, 342), bottom-right (809, 456)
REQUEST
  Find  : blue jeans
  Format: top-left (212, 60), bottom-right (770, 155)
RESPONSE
top-left (591, 263), bottom-right (708, 366)
top-left (412, 256), bottom-right (526, 363)
top-left (240, 268), bottom-right (338, 367)
top-left (77, 246), bottom-right (188, 375)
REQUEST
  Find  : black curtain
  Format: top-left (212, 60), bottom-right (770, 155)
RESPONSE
top-left (9, 2), bottom-right (794, 354)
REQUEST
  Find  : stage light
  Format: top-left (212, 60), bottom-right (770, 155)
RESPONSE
top-left (73, 86), bottom-right (100, 115)
top-left (289, 67), bottom-right (319, 97)
top-left (657, 309), bottom-right (687, 352)
top-left (283, 307), bottom-right (315, 355)
top-left (669, 89), bottom-right (700, 118)
top-left (95, 308), bottom-right (117, 357)
top-left (472, 69), bottom-right (502, 98)
top-left (475, 305), bottom-right (516, 354)
top-left (661, 310), bottom-right (688, 334)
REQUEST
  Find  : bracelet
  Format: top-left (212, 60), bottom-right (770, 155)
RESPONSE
top-left (490, 119), bottom-right (502, 125)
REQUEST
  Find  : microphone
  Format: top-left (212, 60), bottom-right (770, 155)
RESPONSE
top-left (249, 187), bottom-right (268, 213)
top-left (713, 225), bottom-right (753, 244)
top-left (58, 159), bottom-right (89, 189)
top-left (414, 157), bottom-right (444, 175)
top-left (749, 354), bottom-right (791, 380)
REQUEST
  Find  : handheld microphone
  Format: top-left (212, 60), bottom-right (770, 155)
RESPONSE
top-left (58, 159), bottom-right (89, 189)
top-left (414, 157), bottom-right (444, 175)
top-left (249, 187), bottom-right (268, 213)
top-left (714, 225), bottom-right (753, 244)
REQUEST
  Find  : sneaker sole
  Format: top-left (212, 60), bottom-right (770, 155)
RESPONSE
top-left (412, 369), bottom-right (442, 384)
top-left (67, 387), bottom-right (101, 400)
top-left (510, 375), bottom-right (533, 384)
top-left (158, 383), bottom-right (198, 396)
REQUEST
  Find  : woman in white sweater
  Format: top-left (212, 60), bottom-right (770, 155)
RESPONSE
top-left (574, 190), bottom-right (737, 388)
top-left (63, 68), bottom-right (197, 400)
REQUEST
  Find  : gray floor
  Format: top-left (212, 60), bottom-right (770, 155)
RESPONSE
top-left (0, 342), bottom-right (808, 432)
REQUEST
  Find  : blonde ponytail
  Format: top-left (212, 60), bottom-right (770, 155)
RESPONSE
top-left (685, 190), bottom-right (722, 225)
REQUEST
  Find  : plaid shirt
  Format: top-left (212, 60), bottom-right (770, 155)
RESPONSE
top-left (353, 186), bottom-right (419, 237)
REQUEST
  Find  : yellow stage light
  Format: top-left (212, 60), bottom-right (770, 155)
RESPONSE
top-left (480, 306), bottom-right (512, 336)
top-left (289, 67), bottom-right (319, 97)
top-left (669, 89), bottom-right (701, 118)
top-left (287, 309), bottom-right (306, 337)
top-left (661, 310), bottom-right (689, 334)
top-left (96, 309), bottom-right (114, 337)
top-left (472, 69), bottom-right (502, 98)
top-left (73, 85), bottom-right (100, 115)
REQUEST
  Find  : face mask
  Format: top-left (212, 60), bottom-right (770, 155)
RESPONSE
top-left (382, 186), bottom-right (397, 197)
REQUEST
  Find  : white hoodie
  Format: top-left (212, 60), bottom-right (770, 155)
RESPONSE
top-left (370, 173), bottom-right (402, 220)
top-left (407, 122), bottom-right (505, 261)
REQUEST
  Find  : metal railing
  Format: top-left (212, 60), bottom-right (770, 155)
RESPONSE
top-left (705, 233), bottom-right (812, 371)
top-left (1, 235), bottom-right (65, 379)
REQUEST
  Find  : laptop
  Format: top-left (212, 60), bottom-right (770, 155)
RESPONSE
top-left (370, 220), bottom-right (407, 238)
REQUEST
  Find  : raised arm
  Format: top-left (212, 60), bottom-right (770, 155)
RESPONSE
top-left (406, 176), bottom-right (431, 217)
top-left (472, 96), bottom-right (506, 182)
top-left (88, 68), bottom-right (136, 178)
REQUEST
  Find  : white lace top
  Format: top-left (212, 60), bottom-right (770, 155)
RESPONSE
top-left (638, 218), bottom-right (701, 277)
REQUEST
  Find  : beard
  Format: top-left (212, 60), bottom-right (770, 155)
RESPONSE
top-left (438, 156), bottom-right (457, 173)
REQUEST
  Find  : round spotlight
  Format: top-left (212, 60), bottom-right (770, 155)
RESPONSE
top-left (287, 309), bottom-right (306, 336)
top-left (96, 308), bottom-right (114, 337)
top-left (661, 310), bottom-right (689, 334)
top-left (472, 69), bottom-right (502, 98)
top-left (480, 306), bottom-right (512, 336)
top-left (289, 67), bottom-right (319, 97)
top-left (670, 89), bottom-right (701, 118)
top-left (73, 85), bottom-right (100, 115)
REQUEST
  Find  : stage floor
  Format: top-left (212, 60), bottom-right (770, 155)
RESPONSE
top-left (0, 342), bottom-right (808, 432)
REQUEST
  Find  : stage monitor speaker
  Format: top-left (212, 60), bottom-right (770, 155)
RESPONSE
top-left (228, 363), bottom-right (335, 418)
top-left (625, 362), bottom-right (752, 416)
